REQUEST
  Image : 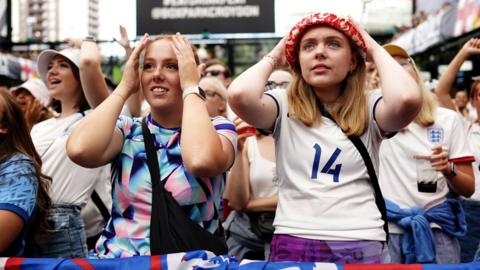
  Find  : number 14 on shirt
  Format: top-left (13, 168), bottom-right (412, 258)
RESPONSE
top-left (311, 143), bottom-right (342, 182)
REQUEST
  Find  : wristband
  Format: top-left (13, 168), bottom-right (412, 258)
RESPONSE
top-left (448, 162), bottom-right (457, 177)
top-left (182, 85), bottom-right (206, 101)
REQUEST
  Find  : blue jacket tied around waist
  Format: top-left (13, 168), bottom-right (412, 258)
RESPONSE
top-left (385, 198), bottom-right (467, 263)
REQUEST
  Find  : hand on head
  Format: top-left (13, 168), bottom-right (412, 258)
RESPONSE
top-left (171, 33), bottom-right (202, 91)
top-left (267, 36), bottom-right (289, 70)
top-left (118, 33), bottom-right (150, 97)
top-left (347, 16), bottom-right (379, 61)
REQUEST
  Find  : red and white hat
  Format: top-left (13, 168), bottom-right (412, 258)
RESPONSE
top-left (285, 12), bottom-right (367, 69)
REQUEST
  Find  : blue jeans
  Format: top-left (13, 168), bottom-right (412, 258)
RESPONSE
top-left (460, 199), bottom-right (480, 262)
top-left (34, 204), bottom-right (88, 258)
top-left (385, 229), bottom-right (460, 264)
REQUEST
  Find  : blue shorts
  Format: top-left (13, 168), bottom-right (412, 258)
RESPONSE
top-left (34, 204), bottom-right (88, 258)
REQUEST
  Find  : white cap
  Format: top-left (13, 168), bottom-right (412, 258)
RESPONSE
top-left (37, 47), bottom-right (80, 84)
top-left (10, 78), bottom-right (51, 107)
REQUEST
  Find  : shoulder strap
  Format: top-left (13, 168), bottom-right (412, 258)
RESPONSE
top-left (142, 118), bottom-right (162, 189)
top-left (90, 190), bottom-right (111, 221)
top-left (321, 109), bottom-right (389, 240)
top-left (347, 134), bottom-right (389, 239)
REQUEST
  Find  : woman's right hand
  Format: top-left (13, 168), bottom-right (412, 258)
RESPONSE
top-left (234, 116), bottom-right (256, 151)
top-left (117, 33), bottom-right (149, 98)
top-left (460, 38), bottom-right (480, 58)
top-left (267, 36), bottom-right (289, 69)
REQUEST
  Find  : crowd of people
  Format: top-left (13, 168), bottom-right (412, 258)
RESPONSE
top-left (1, 11), bottom-right (480, 265)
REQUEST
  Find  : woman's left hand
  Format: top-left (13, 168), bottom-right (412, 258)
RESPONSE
top-left (430, 145), bottom-right (450, 175)
top-left (347, 16), bottom-right (380, 61)
top-left (118, 33), bottom-right (149, 98)
top-left (171, 33), bottom-right (203, 91)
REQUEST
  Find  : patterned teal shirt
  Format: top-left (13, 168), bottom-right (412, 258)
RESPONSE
top-left (94, 114), bottom-right (237, 258)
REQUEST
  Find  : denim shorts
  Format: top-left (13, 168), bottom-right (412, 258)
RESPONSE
top-left (34, 204), bottom-right (88, 258)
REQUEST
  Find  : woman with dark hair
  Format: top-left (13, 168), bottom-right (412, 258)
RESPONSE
top-left (0, 91), bottom-right (51, 257)
top-left (31, 46), bottom-right (109, 258)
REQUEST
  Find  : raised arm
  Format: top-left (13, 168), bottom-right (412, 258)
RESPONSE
top-left (66, 37), bottom-right (109, 108)
top-left (171, 34), bottom-right (236, 177)
top-left (435, 38), bottom-right (480, 110)
top-left (225, 118), bottom-right (253, 210)
top-left (228, 38), bottom-right (288, 130)
top-left (116, 25), bottom-right (142, 117)
top-left (67, 34), bottom-right (150, 168)
top-left (367, 45), bottom-right (422, 131)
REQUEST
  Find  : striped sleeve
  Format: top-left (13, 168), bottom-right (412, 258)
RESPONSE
top-left (212, 116), bottom-right (238, 156)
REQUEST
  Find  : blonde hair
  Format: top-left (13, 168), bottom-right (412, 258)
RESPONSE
top-left (142, 35), bottom-right (200, 66)
top-left (409, 60), bottom-right (436, 127)
top-left (287, 48), bottom-right (368, 137)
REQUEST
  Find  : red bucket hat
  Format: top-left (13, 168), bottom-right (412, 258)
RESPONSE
top-left (285, 12), bottom-right (367, 69)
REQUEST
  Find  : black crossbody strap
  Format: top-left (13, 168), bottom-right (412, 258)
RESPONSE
top-left (142, 119), bottom-right (161, 189)
top-left (91, 190), bottom-right (111, 221)
top-left (347, 135), bottom-right (389, 239)
top-left (321, 109), bottom-right (389, 240)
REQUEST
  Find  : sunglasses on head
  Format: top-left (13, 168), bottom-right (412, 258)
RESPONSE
top-left (265, 81), bottom-right (290, 91)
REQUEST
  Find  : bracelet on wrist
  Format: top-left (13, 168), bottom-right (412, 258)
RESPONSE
top-left (111, 92), bottom-right (126, 102)
top-left (262, 55), bottom-right (278, 69)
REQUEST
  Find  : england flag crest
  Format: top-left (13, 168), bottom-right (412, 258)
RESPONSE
top-left (427, 128), bottom-right (444, 144)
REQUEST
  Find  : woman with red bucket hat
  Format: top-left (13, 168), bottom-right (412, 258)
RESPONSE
top-left (228, 12), bottom-right (422, 263)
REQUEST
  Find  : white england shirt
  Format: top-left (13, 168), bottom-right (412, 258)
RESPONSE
top-left (267, 89), bottom-right (386, 241)
top-left (379, 107), bottom-right (474, 233)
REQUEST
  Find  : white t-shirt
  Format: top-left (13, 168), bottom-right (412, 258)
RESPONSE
top-left (379, 107), bottom-right (474, 233)
top-left (247, 136), bottom-right (277, 199)
top-left (81, 165), bottom-right (112, 237)
top-left (31, 112), bottom-right (109, 207)
top-left (267, 89), bottom-right (386, 241)
top-left (467, 122), bottom-right (480, 200)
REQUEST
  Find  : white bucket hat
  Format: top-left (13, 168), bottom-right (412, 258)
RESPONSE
top-left (36, 47), bottom-right (80, 84)
top-left (10, 78), bottom-right (51, 107)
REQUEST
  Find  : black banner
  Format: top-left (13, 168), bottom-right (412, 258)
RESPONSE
top-left (137, 0), bottom-right (275, 35)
